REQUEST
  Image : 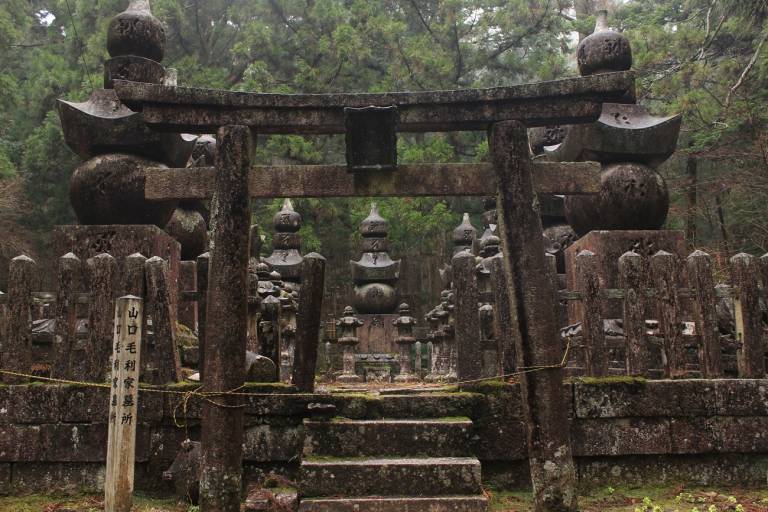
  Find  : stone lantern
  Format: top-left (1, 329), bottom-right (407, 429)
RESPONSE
top-left (393, 303), bottom-right (419, 383)
top-left (439, 292), bottom-right (457, 381)
top-left (278, 285), bottom-right (298, 382)
top-left (335, 306), bottom-right (364, 383)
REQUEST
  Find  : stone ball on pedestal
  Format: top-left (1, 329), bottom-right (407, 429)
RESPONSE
top-left (164, 206), bottom-right (208, 260)
top-left (107, 0), bottom-right (166, 63)
top-left (70, 153), bottom-right (177, 227)
top-left (353, 283), bottom-right (398, 314)
top-left (565, 162), bottom-right (669, 237)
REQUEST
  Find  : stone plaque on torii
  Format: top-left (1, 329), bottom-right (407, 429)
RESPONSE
top-left (114, 70), bottom-right (635, 512)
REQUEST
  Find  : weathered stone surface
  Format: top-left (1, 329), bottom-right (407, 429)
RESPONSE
top-left (332, 393), bottom-right (480, 420)
top-left (715, 379), bottom-right (768, 416)
top-left (5, 255), bottom-right (36, 383)
top-left (299, 496), bottom-right (488, 512)
top-left (565, 230), bottom-right (686, 321)
top-left (52, 224), bottom-right (181, 311)
top-left (11, 462), bottom-right (106, 494)
top-left (0, 464), bottom-right (9, 496)
top-left (565, 163), bottom-right (669, 236)
top-left (145, 161), bottom-right (601, 201)
top-left (104, 55), bottom-right (166, 89)
top-left (577, 11), bottom-right (632, 76)
top-left (292, 253), bottom-right (326, 392)
top-left (299, 457), bottom-right (482, 497)
top-left (58, 385), bottom-right (163, 424)
top-left (70, 153), bottom-right (177, 226)
top-left (51, 252), bottom-right (82, 380)
top-left (244, 424), bottom-right (303, 462)
top-left (165, 207), bottom-right (208, 260)
top-left (492, 120), bottom-right (577, 510)
top-left (0, 384), bottom-right (59, 424)
top-left (162, 439), bottom-right (201, 505)
top-left (245, 488), bottom-right (299, 511)
top-left (574, 379), bottom-right (716, 418)
top-left (199, 125), bottom-right (253, 511)
top-left (57, 89), bottom-right (194, 166)
top-left (114, 71), bottom-right (636, 132)
top-left (573, 418), bottom-right (671, 456)
top-left (452, 250), bottom-right (481, 381)
top-left (107, 0), bottom-right (166, 62)
top-left (576, 454), bottom-right (768, 489)
top-left (303, 418), bottom-right (474, 458)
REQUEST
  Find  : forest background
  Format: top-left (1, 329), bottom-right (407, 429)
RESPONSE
top-left (1, 0), bottom-right (767, 310)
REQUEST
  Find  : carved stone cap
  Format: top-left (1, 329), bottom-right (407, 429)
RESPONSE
top-left (577, 10), bottom-right (632, 76)
top-left (107, 0), bottom-right (166, 63)
top-left (273, 198), bottom-right (301, 233)
top-left (453, 213), bottom-right (477, 247)
top-left (360, 203), bottom-right (387, 237)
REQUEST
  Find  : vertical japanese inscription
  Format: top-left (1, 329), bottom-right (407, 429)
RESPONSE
top-left (105, 295), bottom-right (143, 512)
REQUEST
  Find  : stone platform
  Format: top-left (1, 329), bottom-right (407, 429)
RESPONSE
top-left (0, 379), bottom-right (767, 502)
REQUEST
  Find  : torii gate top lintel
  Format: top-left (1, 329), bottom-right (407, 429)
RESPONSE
top-left (113, 70), bottom-right (634, 134)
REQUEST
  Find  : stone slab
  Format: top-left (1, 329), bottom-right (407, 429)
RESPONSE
top-left (303, 418), bottom-right (474, 458)
top-left (564, 230), bottom-right (686, 321)
top-left (0, 385), bottom-right (59, 424)
top-left (331, 392), bottom-right (480, 420)
top-left (244, 424), bottom-right (303, 462)
top-left (58, 384), bottom-right (164, 424)
top-left (299, 496), bottom-right (488, 512)
top-left (572, 418), bottom-right (671, 456)
top-left (11, 462), bottom-right (106, 494)
top-left (0, 464), bottom-right (9, 496)
top-left (356, 314), bottom-right (398, 355)
top-left (574, 379), bottom-right (717, 418)
top-left (299, 457), bottom-right (482, 497)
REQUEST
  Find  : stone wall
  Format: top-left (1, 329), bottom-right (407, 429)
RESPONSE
top-left (0, 379), bottom-right (766, 495)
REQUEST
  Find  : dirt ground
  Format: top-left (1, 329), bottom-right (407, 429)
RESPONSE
top-left (1, 487), bottom-right (766, 512)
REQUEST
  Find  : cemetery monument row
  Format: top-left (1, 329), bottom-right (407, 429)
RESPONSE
top-left (6, 3), bottom-right (767, 512)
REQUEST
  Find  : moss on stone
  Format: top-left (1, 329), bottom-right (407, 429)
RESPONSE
top-left (578, 376), bottom-right (647, 386)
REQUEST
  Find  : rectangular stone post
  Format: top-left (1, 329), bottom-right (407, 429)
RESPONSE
top-left (145, 256), bottom-right (182, 384)
top-left (52, 253), bottom-right (82, 380)
top-left (731, 253), bottom-right (765, 378)
top-left (576, 250), bottom-right (608, 377)
top-left (619, 251), bottom-right (650, 376)
top-left (196, 252), bottom-right (210, 379)
top-left (105, 295), bottom-right (143, 512)
top-left (489, 254), bottom-right (518, 375)
top-left (5, 256), bottom-right (37, 384)
top-left (292, 253), bottom-right (326, 392)
top-left (200, 125), bottom-right (252, 512)
top-left (452, 251), bottom-right (481, 382)
top-left (179, 260), bottom-right (198, 331)
top-left (687, 250), bottom-right (722, 378)
top-left (490, 120), bottom-right (578, 511)
top-left (651, 251), bottom-right (685, 378)
top-left (86, 253), bottom-right (119, 382)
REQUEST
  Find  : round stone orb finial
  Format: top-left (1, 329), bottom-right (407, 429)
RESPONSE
top-left (398, 303), bottom-right (411, 315)
top-left (107, 0), bottom-right (166, 62)
top-left (564, 162), bottom-right (669, 236)
top-left (453, 213), bottom-right (477, 246)
top-left (273, 198), bottom-right (301, 233)
top-left (360, 203), bottom-right (387, 237)
top-left (343, 306), bottom-right (356, 316)
top-left (70, 153), bottom-right (176, 226)
top-left (577, 10), bottom-right (632, 76)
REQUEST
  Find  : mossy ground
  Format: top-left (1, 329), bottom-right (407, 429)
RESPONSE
top-left (487, 486), bottom-right (768, 511)
top-left (3, 487), bottom-right (766, 511)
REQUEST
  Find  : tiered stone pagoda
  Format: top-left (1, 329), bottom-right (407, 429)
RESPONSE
top-left (55, 0), bottom-right (195, 314)
top-left (540, 10), bottom-right (683, 321)
top-left (263, 199), bottom-right (304, 289)
top-left (343, 204), bottom-right (402, 381)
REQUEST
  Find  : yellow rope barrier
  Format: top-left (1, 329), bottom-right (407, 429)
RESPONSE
top-left (0, 338), bottom-right (572, 406)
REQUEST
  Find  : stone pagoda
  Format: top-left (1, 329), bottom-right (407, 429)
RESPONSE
top-left (539, 10), bottom-right (683, 321)
top-left (55, 0), bottom-right (203, 313)
top-left (346, 204), bottom-right (401, 381)
top-left (263, 199), bottom-right (304, 289)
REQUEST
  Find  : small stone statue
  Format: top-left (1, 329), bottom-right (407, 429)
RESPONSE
top-left (163, 439), bottom-right (201, 505)
top-left (335, 306), bottom-right (364, 383)
top-left (393, 303), bottom-right (418, 382)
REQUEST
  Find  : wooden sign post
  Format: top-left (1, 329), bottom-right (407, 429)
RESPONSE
top-left (105, 295), bottom-right (143, 512)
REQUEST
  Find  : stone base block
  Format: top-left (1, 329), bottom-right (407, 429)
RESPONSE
top-left (52, 224), bottom-right (181, 312)
top-left (356, 314), bottom-right (398, 354)
top-left (299, 496), bottom-right (488, 512)
top-left (565, 230), bottom-right (686, 321)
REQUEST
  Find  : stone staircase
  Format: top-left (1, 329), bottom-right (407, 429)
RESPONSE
top-left (298, 394), bottom-right (488, 511)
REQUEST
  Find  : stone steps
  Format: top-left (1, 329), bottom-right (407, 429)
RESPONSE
top-left (299, 457), bottom-right (483, 497)
top-left (298, 495), bottom-right (489, 512)
top-left (303, 417), bottom-right (475, 457)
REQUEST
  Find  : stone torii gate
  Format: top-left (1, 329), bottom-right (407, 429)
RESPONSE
top-left (115, 71), bottom-right (635, 512)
